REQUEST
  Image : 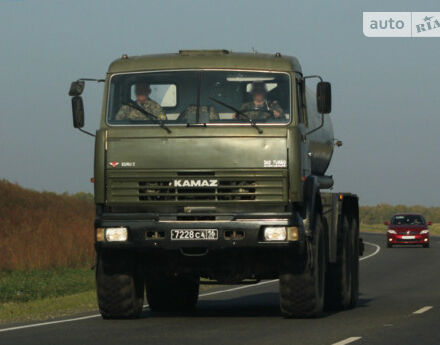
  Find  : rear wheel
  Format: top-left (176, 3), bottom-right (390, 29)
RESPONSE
top-left (96, 251), bottom-right (144, 319)
top-left (279, 215), bottom-right (326, 318)
top-left (325, 217), bottom-right (359, 310)
top-left (146, 274), bottom-right (199, 312)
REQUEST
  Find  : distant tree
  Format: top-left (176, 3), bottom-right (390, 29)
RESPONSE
top-left (71, 192), bottom-right (94, 202)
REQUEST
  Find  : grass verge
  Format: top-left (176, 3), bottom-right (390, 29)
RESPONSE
top-left (0, 290), bottom-right (97, 324)
top-left (0, 268), bottom-right (96, 324)
top-left (0, 269), bottom-right (221, 325)
top-left (0, 268), bottom-right (95, 303)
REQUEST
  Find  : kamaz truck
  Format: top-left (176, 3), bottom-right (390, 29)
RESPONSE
top-left (69, 50), bottom-right (362, 319)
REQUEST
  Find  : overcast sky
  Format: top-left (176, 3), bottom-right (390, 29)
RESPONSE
top-left (0, 0), bottom-right (439, 206)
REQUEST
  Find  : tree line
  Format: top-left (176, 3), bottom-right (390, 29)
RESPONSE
top-left (360, 204), bottom-right (440, 224)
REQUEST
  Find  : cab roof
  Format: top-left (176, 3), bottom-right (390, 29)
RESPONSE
top-left (108, 50), bottom-right (302, 74)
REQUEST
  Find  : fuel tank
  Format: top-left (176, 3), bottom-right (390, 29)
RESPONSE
top-left (305, 87), bottom-right (334, 176)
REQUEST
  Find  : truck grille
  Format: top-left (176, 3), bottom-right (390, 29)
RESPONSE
top-left (106, 170), bottom-right (287, 204)
top-left (138, 180), bottom-right (257, 201)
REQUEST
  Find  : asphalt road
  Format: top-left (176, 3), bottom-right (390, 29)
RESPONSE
top-left (1, 233), bottom-right (439, 345)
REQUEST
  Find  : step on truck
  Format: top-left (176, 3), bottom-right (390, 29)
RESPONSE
top-left (69, 50), bottom-right (363, 318)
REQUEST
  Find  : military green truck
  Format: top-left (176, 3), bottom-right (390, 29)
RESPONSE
top-left (69, 50), bottom-right (363, 319)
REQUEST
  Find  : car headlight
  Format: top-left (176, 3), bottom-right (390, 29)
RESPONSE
top-left (264, 227), bottom-right (287, 241)
top-left (387, 230), bottom-right (397, 234)
top-left (105, 227), bottom-right (128, 242)
top-left (420, 229), bottom-right (429, 234)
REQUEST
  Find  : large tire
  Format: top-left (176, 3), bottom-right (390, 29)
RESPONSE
top-left (325, 217), bottom-right (359, 310)
top-left (96, 251), bottom-right (144, 319)
top-left (146, 274), bottom-right (199, 312)
top-left (279, 215), bottom-right (326, 318)
top-left (350, 220), bottom-right (359, 308)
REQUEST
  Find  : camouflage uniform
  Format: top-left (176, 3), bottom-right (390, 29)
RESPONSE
top-left (180, 105), bottom-right (219, 122)
top-left (239, 100), bottom-right (285, 121)
top-left (115, 99), bottom-right (167, 121)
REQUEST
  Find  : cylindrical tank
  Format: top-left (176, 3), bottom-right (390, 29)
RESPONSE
top-left (305, 87), bottom-right (334, 176)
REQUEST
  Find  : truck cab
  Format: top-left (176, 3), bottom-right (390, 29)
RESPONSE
top-left (69, 50), bottom-right (360, 319)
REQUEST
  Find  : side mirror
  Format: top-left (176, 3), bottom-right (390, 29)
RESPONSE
top-left (69, 81), bottom-right (85, 96)
top-left (71, 96), bottom-right (84, 128)
top-left (428, 221), bottom-right (432, 226)
top-left (384, 221), bottom-right (389, 226)
top-left (317, 81), bottom-right (331, 114)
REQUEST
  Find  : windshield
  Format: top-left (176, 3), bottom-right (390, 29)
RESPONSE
top-left (107, 70), bottom-right (291, 125)
top-left (391, 215), bottom-right (425, 225)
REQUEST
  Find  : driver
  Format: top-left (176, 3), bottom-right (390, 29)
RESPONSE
top-left (116, 83), bottom-right (166, 121)
top-left (236, 82), bottom-right (285, 121)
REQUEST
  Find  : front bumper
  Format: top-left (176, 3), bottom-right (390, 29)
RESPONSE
top-left (95, 212), bottom-right (305, 251)
top-left (387, 234), bottom-right (429, 245)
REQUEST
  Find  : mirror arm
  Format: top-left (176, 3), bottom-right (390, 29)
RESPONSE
top-left (303, 75), bottom-right (323, 82)
top-left (303, 74), bottom-right (327, 137)
top-left (78, 128), bottom-right (95, 137)
top-left (305, 113), bottom-right (325, 136)
top-left (79, 78), bottom-right (105, 83)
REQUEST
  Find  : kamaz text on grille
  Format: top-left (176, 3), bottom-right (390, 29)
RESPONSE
top-left (173, 179), bottom-right (219, 188)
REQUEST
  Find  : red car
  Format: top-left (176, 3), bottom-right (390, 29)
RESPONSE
top-left (386, 214), bottom-right (431, 248)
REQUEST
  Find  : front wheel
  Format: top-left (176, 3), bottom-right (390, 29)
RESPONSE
top-left (423, 243), bottom-right (430, 248)
top-left (279, 215), bottom-right (326, 318)
top-left (96, 251), bottom-right (144, 319)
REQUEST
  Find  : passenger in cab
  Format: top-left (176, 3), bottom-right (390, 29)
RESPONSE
top-left (236, 82), bottom-right (285, 121)
top-left (116, 83), bottom-right (166, 121)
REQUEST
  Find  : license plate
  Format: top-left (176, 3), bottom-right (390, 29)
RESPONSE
top-left (401, 235), bottom-right (415, 239)
top-left (171, 229), bottom-right (218, 240)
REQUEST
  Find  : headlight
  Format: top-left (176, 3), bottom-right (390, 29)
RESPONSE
top-left (105, 227), bottom-right (128, 242)
top-left (264, 227), bottom-right (287, 241)
top-left (420, 229), bottom-right (429, 234)
top-left (387, 230), bottom-right (397, 234)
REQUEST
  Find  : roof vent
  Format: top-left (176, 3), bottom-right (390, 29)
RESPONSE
top-left (179, 49), bottom-right (230, 56)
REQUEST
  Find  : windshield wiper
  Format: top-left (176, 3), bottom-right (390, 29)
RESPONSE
top-left (122, 102), bottom-right (171, 133)
top-left (209, 97), bottom-right (263, 134)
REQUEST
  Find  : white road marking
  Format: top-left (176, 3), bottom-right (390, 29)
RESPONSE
top-left (0, 241), bottom-right (382, 334)
top-left (198, 279), bottom-right (278, 298)
top-left (0, 314), bottom-right (101, 333)
top-left (331, 336), bottom-right (362, 345)
top-left (360, 242), bottom-right (380, 261)
top-left (413, 306), bottom-right (433, 314)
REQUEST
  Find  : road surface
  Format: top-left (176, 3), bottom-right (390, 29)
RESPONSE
top-left (1, 233), bottom-right (439, 345)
